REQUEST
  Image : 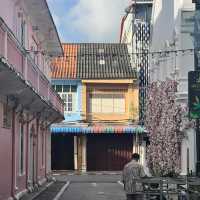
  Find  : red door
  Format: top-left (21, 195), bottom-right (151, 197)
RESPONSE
top-left (87, 135), bottom-right (133, 171)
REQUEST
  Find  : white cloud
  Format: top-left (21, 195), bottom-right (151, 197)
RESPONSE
top-left (65, 0), bottom-right (130, 42)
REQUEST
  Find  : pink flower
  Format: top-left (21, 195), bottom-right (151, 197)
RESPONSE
top-left (145, 80), bottom-right (188, 176)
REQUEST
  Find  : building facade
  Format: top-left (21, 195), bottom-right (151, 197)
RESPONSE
top-left (51, 43), bottom-right (146, 172)
top-left (150, 0), bottom-right (196, 175)
top-left (0, 0), bottom-right (64, 199)
top-left (120, 0), bottom-right (152, 124)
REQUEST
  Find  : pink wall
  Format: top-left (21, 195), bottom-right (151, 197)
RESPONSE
top-left (0, 129), bottom-right (12, 200)
top-left (0, 0), bottom-right (15, 33)
top-left (0, 0), bottom-right (35, 49)
top-left (0, 0), bottom-right (51, 80)
top-left (15, 116), bottom-right (26, 194)
top-left (0, 0), bottom-right (60, 198)
top-left (0, 101), bottom-right (50, 199)
top-left (0, 103), bottom-right (12, 200)
top-left (38, 128), bottom-right (45, 179)
top-left (14, 117), bottom-right (48, 193)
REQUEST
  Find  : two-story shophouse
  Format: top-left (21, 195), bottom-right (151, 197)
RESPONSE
top-left (51, 43), bottom-right (145, 172)
top-left (0, 0), bottom-right (64, 199)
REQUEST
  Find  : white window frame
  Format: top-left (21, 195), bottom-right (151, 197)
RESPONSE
top-left (16, 9), bottom-right (22, 42)
top-left (14, 7), bottom-right (28, 48)
top-left (54, 85), bottom-right (77, 113)
top-left (30, 37), bottom-right (39, 65)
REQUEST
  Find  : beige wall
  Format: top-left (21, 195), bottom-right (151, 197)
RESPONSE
top-left (82, 82), bottom-right (138, 123)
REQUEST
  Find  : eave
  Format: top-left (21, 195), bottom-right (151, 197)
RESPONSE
top-left (82, 79), bottom-right (136, 84)
top-left (0, 57), bottom-right (64, 122)
top-left (24, 0), bottom-right (64, 57)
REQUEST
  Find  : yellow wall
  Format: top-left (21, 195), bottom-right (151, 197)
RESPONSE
top-left (81, 83), bottom-right (87, 121)
top-left (82, 80), bottom-right (138, 123)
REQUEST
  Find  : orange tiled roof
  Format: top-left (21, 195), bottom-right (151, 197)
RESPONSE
top-left (51, 44), bottom-right (78, 79)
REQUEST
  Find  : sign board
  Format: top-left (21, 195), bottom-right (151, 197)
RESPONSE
top-left (188, 71), bottom-right (200, 119)
top-left (193, 0), bottom-right (200, 3)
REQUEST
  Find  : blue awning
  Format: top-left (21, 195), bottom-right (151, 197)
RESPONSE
top-left (51, 125), bottom-right (145, 135)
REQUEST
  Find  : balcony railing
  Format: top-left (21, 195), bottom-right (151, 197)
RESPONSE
top-left (0, 17), bottom-right (64, 114)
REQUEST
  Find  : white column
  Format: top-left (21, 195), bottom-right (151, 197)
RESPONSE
top-left (140, 141), bottom-right (146, 166)
top-left (81, 136), bottom-right (87, 172)
top-left (74, 136), bottom-right (78, 170)
top-left (181, 128), bottom-right (196, 175)
top-left (132, 135), bottom-right (136, 153)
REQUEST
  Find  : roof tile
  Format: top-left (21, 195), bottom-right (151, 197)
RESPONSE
top-left (51, 44), bottom-right (78, 79)
top-left (51, 43), bottom-right (137, 79)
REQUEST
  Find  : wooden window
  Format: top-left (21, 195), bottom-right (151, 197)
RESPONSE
top-left (101, 94), bottom-right (113, 113)
top-left (3, 103), bottom-right (12, 129)
top-left (89, 92), bottom-right (125, 113)
top-left (19, 123), bottom-right (25, 175)
top-left (113, 94), bottom-right (125, 113)
top-left (90, 94), bottom-right (101, 113)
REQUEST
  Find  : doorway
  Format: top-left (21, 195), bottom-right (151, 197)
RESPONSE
top-left (51, 135), bottom-right (74, 170)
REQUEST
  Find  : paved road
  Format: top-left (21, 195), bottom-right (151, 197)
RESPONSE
top-left (54, 172), bottom-right (126, 200)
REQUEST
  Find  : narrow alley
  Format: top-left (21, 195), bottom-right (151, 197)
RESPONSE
top-left (56, 173), bottom-right (125, 200)
top-left (22, 173), bottom-right (126, 200)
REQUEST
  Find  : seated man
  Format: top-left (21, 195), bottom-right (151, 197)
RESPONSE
top-left (122, 153), bottom-right (146, 200)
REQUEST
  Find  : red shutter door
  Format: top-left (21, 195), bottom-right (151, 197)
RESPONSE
top-left (87, 135), bottom-right (133, 171)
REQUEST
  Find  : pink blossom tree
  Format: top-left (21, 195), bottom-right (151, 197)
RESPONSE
top-left (145, 80), bottom-right (185, 176)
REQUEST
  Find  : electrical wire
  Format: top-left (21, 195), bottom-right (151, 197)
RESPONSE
top-left (51, 48), bottom-right (194, 59)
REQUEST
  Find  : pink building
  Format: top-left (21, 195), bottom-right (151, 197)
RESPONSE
top-left (0, 0), bottom-right (64, 199)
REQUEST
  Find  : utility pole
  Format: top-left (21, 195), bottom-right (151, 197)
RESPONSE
top-left (193, 0), bottom-right (200, 176)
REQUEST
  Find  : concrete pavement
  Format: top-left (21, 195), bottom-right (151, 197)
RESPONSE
top-left (54, 172), bottom-right (126, 200)
top-left (21, 172), bottom-right (126, 200)
top-left (60, 182), bottom-right (126, 200)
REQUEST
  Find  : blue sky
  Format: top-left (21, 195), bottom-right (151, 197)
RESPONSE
top-left (47, 0), bottom-right (130, 43)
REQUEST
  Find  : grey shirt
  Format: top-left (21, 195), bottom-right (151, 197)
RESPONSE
top-left (122, 160), bottom-right (146, 194)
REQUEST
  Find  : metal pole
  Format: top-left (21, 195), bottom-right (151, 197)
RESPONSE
top-left (196, 120), bottom-right (200, 176)
top-left (194, 0), bottom-right (200, 176)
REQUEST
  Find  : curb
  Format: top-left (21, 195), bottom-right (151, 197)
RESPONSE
top-left (53, 181), bottom-right (70, 200)
top-left (32, 181), bottom-right (54, 200)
